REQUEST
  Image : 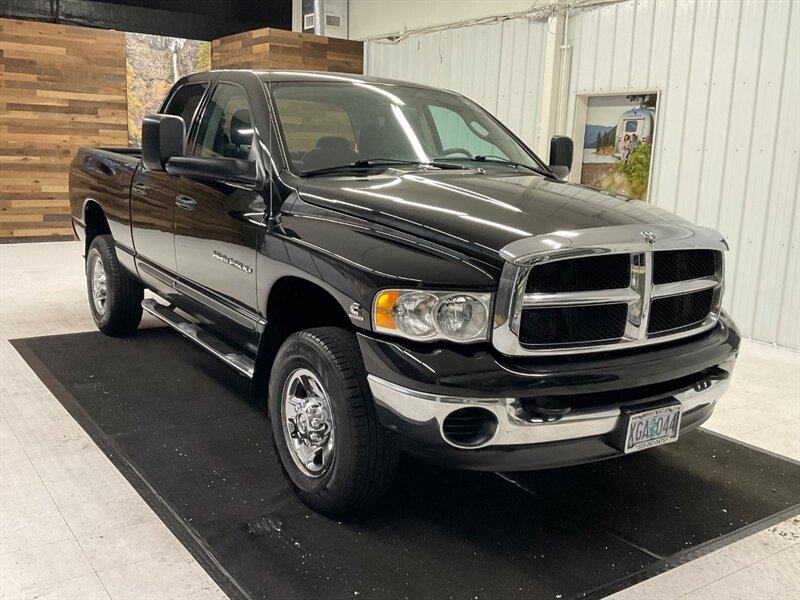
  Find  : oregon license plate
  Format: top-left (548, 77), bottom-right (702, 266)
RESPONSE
top-left (624, 404), bottom-right (682, 453)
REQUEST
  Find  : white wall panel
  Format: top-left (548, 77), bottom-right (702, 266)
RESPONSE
top-left (748, 0), bottom-right (799, 348)
top-left (569, 0), bottom-right (800, 348)
top-left (365, 0), bottom-right (799, 348)
top-left (349, 0), bottom-right (535, 40)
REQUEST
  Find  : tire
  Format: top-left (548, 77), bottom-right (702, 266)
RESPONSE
top-left (268, 327), bottom-right (398, 515)
top-left (86, 234), bottom-right (143, 336)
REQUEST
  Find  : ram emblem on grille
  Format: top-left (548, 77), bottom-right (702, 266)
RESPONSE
top-left (641, 231), bottom-right (657, 246)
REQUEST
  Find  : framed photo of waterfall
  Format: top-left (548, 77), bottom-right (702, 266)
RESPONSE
top-left (571, 91), bottom-right (660, 201)
top-left (124, 33), bottom-right (211, 147)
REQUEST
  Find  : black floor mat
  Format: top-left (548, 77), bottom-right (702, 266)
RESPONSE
top-left (12, 328), bottom-right (800, 600)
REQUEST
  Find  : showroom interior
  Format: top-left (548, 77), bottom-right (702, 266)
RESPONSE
top-left (0, 0), bottom-right (798, 598)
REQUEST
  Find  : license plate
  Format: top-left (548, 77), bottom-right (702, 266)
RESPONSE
top-left (623, 404), bottom-right (682, 453)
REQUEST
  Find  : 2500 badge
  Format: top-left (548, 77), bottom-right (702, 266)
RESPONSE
top-left (212, 250), bottom-right (253, 274)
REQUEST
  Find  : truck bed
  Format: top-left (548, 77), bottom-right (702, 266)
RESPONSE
top-left (69, 147), bottom-right (142, 250)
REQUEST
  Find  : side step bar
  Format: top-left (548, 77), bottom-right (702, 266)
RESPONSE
top-left (141, 299), bottom-right (255, 379)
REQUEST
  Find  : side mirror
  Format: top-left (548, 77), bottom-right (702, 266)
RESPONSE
top-left (165, 156), bottom-right (257, 184)
top-left (142, 114), bottom-right (185, 172)
top-left (549, 135), bottom-right (573, 180)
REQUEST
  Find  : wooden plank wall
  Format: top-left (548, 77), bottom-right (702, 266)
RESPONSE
top-left (0, 22), bottom-right (358, 242)
top-left (212, 28), bottom-right (362, 73)
top-left (0, 18), bottom-right (128, 241)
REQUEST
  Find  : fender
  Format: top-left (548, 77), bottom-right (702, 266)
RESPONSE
top-left (256, 193), bottom-right (500, 333)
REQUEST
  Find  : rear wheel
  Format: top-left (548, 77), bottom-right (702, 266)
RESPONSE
top-left (268, 327), bottom-right (398, 515)
top-left (86, 235), bottom-right (143, 336)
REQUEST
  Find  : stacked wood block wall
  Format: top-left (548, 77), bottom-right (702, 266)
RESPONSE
top-left (212, 28), bottom-right (362, 73)
top-left (0, 18), bottom-right (128, 241)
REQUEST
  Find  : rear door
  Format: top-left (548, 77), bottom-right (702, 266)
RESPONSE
top-left (131, 81), bottom-right (208, 286)
top-left (625, 118), bottom-right (644, 137)
top-left (173, 80), bottom-right (265, 347)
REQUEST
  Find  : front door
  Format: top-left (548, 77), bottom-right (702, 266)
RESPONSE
top-left (173, 82), bottom-right (265, 349)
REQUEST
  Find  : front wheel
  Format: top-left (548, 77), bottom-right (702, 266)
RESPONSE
top-left (86, 235), bottom-right (143, 336)
top-left (268, 327), bottom-right (398, 515)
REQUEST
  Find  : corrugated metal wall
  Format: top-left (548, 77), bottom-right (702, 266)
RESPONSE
top-left (365, 0), bottom-right (800, 349)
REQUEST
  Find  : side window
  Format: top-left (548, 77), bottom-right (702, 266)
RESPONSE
top-left (192, 84), bottom-right (253, 159)
top-left (164, 83), bottom-right (207, 128)
top-left (428, 105), bottom-right (506, 159)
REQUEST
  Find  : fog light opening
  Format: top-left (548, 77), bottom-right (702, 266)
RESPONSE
top-left (442, 407), bottom-right (498, 448)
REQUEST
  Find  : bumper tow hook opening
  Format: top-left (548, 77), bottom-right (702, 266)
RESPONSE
top-left (520, 397), bottom-right (572, 422)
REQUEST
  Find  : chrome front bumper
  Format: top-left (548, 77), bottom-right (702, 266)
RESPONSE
top-left (368, 369), bottom-right (732, 452)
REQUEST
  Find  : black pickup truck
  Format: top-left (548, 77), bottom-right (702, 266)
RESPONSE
top-left (70, 70), bottom-right (739, 514)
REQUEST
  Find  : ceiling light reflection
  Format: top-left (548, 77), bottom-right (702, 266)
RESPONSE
top-left (390, 104), bottom-right (429, 164)
top-left (404, 174), bottom-right (522, 213)
top-left (458, 215), bottom-right (531, 237)
top-left (354, 83), bottom-right (404, 105)
top-left (343, 187), bottom-right (465, 216)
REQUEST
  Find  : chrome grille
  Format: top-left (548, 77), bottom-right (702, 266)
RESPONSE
top-left (519, 303), bottom-right (629, 345)
top-left (653, 249), bottom-right (718, 285)
top-left (525, 254), bottom-right (630, 293)
top-left (493, 224), bottom-right (728, 356)
top-left (648, 288), bottom-right (715, 334)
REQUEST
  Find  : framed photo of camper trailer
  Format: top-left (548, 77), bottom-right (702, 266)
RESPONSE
top-left (570, 91), bottom-right (660, 201)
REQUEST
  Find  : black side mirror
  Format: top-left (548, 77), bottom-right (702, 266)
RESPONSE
top-left (549, 135), bottom-right (573, 180)
top-left (142, 114), bottom-right (185, 172)
top-left (165, 156), bottom-right (257, 184)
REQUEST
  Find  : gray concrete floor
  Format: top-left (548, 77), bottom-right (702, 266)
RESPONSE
top-left (1, 241), bottom-right (798, 599)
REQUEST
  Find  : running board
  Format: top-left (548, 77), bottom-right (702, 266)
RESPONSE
top-left (141, 299), bottom-right (255, 379)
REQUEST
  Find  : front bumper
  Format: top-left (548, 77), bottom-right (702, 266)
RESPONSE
top-left (359, 314), bottom-right (740, 471)
top-left (368, 369), bottom-right (730, 470)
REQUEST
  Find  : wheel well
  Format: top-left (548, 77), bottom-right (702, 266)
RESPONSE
top-left (84, 201), bottom-right (111, 255)
top-left (252, 277), bottom-right (354, 404)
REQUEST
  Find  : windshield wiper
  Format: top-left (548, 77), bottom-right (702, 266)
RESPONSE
top-left (301, 158), bottom-right (465, 177)
top-left (471, 155), bottom-right (552, 176)
top-left (354, 158), bottom-right (466, 169)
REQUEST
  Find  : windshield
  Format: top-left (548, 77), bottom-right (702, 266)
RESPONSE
top-left (267, 80), bottom-right (547, 175)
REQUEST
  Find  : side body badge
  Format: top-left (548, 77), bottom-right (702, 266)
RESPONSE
top-left (349, 303), bottom-right (365, 322)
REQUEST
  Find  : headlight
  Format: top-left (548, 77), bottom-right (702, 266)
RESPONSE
top-left (373, 289), bottom-right (492, 342)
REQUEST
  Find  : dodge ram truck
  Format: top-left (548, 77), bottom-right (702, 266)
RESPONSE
top-left (70, 70), bottom-right (739, 514)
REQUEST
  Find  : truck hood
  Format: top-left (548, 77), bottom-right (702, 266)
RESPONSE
top-left (296, 169), bottom-right (686, 261)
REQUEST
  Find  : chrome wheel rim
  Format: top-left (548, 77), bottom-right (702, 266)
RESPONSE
top-left (282, 368), bottom-right (335, 478)
top-left (89, 254), bottom-right (108, 315)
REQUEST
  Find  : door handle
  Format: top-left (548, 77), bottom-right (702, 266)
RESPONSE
top-left (175, 195), bottom-right (198, 211)
top-left (131, 181), bottom-right (149, 195)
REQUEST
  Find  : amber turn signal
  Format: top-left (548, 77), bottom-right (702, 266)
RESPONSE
top-left (374, 290), bottom-right (400, 330)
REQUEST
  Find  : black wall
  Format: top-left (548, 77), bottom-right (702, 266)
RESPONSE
top-left (0, 0), bottom-right (292, 40)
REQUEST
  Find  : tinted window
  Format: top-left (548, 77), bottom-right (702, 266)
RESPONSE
top-left (164, 83), bottom-right (207, 128)
top-left (428, 105), bottom-right (507, 159)
top-left (274, 98), bottom-right (356, 154)
top-left (269, 81), bottom-right (543, 175)
top-left (625, 120), bottom-right (639, 133)
top-left (192, 84), bottom-right (253, 159)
